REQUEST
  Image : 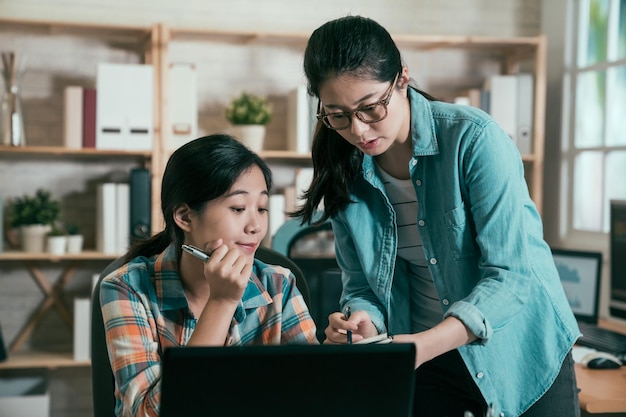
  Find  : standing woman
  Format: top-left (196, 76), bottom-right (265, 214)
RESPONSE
top-left (101, 134), bottom-right (318, 417)
top-left (294, 15), bottom-right (580, 417)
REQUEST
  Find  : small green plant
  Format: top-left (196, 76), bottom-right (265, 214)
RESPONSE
top-left (66, 223), bottom-right (80, 235)
top-left (7, 189), bottom-right (61, 228)
top-left (225, 92), bottom-right (272, 125)
top-left (47, 226), bottom-right (65, 237)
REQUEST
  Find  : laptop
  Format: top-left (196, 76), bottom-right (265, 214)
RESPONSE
top-left (552, 248), bottom-right (626, 360)
top-left (161, 343), bottom-right (416, 417)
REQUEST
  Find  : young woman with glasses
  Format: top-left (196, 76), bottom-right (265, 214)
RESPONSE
top-left (293, 15), bottom-right (580, 417)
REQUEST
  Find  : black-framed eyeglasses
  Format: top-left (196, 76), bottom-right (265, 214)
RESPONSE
top-left (316, 73), bottom-right (399, 131)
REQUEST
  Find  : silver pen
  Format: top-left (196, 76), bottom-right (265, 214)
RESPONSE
top-left (181, 244), bottom-right (210, 262)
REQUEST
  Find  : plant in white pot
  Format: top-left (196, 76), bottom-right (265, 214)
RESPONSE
top-left (46, 225), bottom-right (67, 256)
top-left (225, 92), bottom-right (272, 153)
top-left (65, 223), bottom-right (84, 254)
top-left (7, 189), bottom-right (61, 253)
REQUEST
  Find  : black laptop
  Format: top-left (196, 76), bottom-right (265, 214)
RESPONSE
top-left (160, 343), bottom-right (416, 417)
top-left (552, 248), bottom-right (626, 360)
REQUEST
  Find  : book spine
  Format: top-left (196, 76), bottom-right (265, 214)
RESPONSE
top-left (82, 88), bottom-right (97, 149)
top-left (63, 86), bottom-right (83, 149)
top-left (73, 298), bottom-right (91, 361)
top-left (96, 183), bottom-right (117, 254)
top-left (115, 183), bottom-right (130, 254)
top-left (0, 192), bottom-right (3, 254)
top-left (487, 75), bottom-right (518, 144)
top-left (516, 74), bottom-right (534, 155)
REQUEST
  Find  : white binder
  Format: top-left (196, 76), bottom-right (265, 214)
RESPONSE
top-left (287, 85), bottom-right (316, 154)
top-left (516, 74), bottom-right (534, 155)
top-left (168, 63), bottom-right (198, 150)
top-left (96, 63), bottom-right (154, 151)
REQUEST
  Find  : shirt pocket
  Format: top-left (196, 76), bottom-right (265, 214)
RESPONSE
top-left (443, 202), bottom-right (478, 260)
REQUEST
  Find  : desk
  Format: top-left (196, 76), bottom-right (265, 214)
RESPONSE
top-left (575, 319), bottom-right (626, 415)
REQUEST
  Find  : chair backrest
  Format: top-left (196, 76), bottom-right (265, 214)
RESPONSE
top-left (271, 217), bottom-right (341, 342)
top-left (91, 246), bottom-right (311, 417)
top-left (91, 256), bottom-right (125, 417)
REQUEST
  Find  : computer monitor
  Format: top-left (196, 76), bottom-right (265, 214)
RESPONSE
top-left (609, 200), bottom-right (626, 320)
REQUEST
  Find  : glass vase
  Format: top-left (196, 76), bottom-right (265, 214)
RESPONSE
top-left (1, 52), bottom-right (27, 147)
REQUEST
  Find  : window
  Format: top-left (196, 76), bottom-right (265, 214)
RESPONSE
top-left (563, 0), bottom-right (626, 237)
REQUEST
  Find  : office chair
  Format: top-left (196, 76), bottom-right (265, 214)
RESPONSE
top-left (91, 246), bottom-right (311, 417)
top-left (271, 217), bottom-right (341, 343)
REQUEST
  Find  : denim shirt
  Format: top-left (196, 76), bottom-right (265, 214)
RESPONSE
top-left (332, 88), bottom-right (580, 417)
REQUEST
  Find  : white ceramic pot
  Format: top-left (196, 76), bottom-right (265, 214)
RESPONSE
top-left (235, 125), bottom-right (266, 153)
top-left (47, 235), bottom-right (67, 256)
top-left (66, 234), bottom-right (84, 254)
top-left (20, 224), bottom-right (51, 253)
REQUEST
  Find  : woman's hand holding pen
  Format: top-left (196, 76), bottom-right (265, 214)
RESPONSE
top-left (201, 239), bottom-right (252, 305)
top-left (182, 238), bottom-right (253, 347)
top-left (323, 309), bottom-right (378, 344)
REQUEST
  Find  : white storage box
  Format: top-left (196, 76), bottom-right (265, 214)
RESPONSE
top-left (0, 376), bottom-right (49, 417)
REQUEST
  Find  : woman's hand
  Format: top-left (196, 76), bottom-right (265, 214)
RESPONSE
top-left (203, 241), bottom-right (252, 305)
top-left (323, 309), bottom-right (379, 344)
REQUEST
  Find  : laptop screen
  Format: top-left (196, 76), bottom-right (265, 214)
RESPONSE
top-left (160, 343), bottom-right (416, 417)
top-left (551, 248), bottom-right (603, 324)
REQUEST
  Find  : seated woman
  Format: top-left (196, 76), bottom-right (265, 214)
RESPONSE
top-left (100, 134), bottom-right (318, 417)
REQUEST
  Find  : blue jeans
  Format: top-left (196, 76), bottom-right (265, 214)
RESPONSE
top-left (412, 349), bottom-right (580, 417)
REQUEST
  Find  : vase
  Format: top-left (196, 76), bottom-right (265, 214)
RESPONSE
top-left (1, 52), bottom-right (27, 147)
top-left (20, 224), bottom-right (50, 253)
top-left (235, 125), bottom-right (266, 153)
top-left (47, 235), bottom-right (67, 256)
top-left (66, 234), bottom-right (84, 254)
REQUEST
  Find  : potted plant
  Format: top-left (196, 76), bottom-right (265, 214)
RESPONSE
top-left (46, 225), bottom-right (67, 255)
top-left (7, 189), bottom-right (61, 252)
top-left (225, 92), bottom-right (273, 152)
top-left (65, 223), bottom-right (84, 254)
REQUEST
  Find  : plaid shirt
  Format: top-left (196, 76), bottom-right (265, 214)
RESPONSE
top-left (100, 244), bottom-right (318, 417)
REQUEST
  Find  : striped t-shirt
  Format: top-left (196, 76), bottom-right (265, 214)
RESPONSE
top-left (377, 165), bottom-right (443, 332)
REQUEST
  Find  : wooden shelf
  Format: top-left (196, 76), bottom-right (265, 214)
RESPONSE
top-left (0, 146), bottom-right (152, 160)
top-left (168, 26), bottom-right (310, 46)
top-left (0, 17), bottom-right (152, 44)
top-left (0, 351), bottom-right (90, 371)
top-left (0, 251), bottom-right (122, 262)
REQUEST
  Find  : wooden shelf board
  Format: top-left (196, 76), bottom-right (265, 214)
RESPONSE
top-left (168, 27), bottom-right (309, 45)
top-left (0, 250), bottom-right (122, 262)
top-left (0, 17), bottom-right (151, 42)
top-left (260, 150), bottom-right (311, 163)
top-left (0, 146), bottom-right (152, 161)
top-left (0, 351), bottom-right (90, 371)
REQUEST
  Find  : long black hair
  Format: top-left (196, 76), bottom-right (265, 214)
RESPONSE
top-left (123, 134), bottom-right (272, 263)
top-left (292, 15), bottom-right (434, 225)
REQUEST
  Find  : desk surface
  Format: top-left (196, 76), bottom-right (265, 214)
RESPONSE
top-left (575, 319), bottom-right (626, 414)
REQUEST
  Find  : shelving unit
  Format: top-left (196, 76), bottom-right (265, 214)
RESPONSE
top-left (0, 17), bottom-right (546, 371)
top-left (0, 251), bottom-right (120, 356)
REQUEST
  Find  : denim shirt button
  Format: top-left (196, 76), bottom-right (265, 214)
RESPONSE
top-left (476, 372), bottom-right (484, 379)
top-left (442, 299), bottom-right (449, 306)
top-left (418, 220), bottom-right (425, 226)
top-left (429, 258), bottom-right (437, 265)
top-left (415, 179), bottom-right (422, 186)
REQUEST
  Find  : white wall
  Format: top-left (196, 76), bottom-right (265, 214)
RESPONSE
top-left (1, 0), bottom-right (540, 36)
top-left (0, 1), bottom-right (541, 417)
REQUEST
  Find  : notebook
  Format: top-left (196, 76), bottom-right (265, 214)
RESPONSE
top-left (160, 343), bottom-right (416, 417)
top-left (552, 248), bottom-right (626, 360)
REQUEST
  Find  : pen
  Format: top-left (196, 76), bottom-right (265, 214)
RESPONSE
top-left (344, 306), bottom-right (352, 344)
top-left (181, 244), bottom-right (210, 262)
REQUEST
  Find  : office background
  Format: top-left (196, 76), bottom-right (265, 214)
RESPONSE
top-left (0, 1), bottom-right (604, 416)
